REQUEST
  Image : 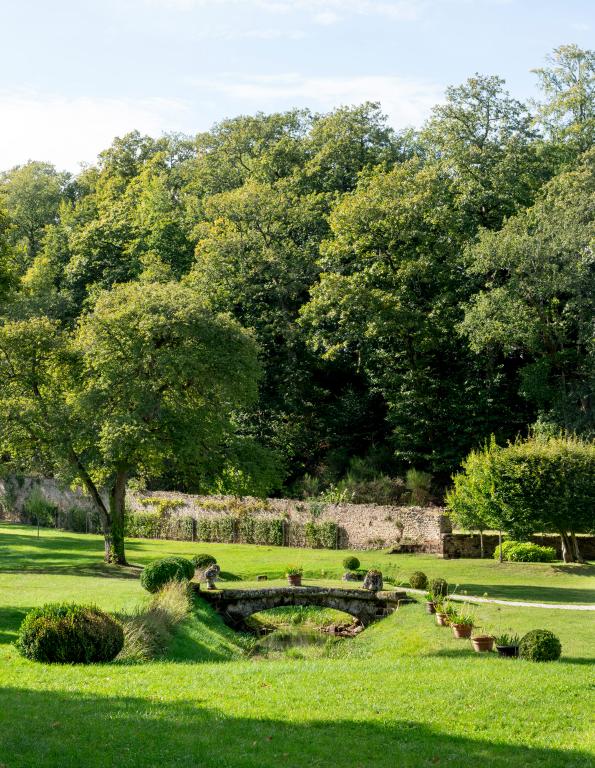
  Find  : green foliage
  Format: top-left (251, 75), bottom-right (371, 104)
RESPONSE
top-left (125, 513), bottom-right (195, 541)
top-left (342, 556), bottom-right (360, 571)
top-left (405, 470), bottom-right (433, 506)
top-left (285, 565), bottom-right (303, 576)
top-left (409, 571), bottom-right (429, 590)
top-left (22, 487), bottom-right (58, 526)
top-left (195, 515), bottom-right (284, 546)
top-left (16, 603), bottom-right (124, 663)
top-left (117, 581), bottom-right (191, 661)
top-left (430, 578), bottom-right (449, 597)
top-left (304, 521), bottom-right (339, 549)
top-left (519, 629), bottom-right (562, 662)
top-left (140, 557), bottom-right (194, 593)
top-left (189, 554), bottom-right (215, 571)
top-left (494, 541), bottom-right (556, 563)
top-left (448, 435), bottom-right (595, 561)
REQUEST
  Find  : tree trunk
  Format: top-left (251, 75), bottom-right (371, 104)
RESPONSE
top-left (498, 530), bottom-right (503, 563)
top-left (570, 531), bottom-right (586, 564)
top-left (479, 530), bottom-right (484, 559)
top-left (106, 471), bottom-right (128, 565)
top-left (560, 530), bottom-right (574, 563)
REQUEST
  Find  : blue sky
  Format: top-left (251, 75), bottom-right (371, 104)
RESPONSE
top-left (1, 0), bottom-right (593, 171)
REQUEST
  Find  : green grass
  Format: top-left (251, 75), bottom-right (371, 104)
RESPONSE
top-left (0, 523), bottom-right (593, 767)
top-left (3, 523), bottom-right (593, 603)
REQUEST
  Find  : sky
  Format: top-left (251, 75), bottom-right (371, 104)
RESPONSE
top-left (0, 0), bottom-right (593, 172)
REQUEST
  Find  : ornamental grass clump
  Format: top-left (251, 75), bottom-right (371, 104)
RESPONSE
top-left (140, 556), bottom-right (194, 593)
top-left (117, 581), bottom-right (192, 661)
top-left (16, 603), bottom-right (124, 663)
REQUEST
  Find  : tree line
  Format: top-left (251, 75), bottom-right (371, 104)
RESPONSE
top-left (0, 45), bottom-right (593, 560)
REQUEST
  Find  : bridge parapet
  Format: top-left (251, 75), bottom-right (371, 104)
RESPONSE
top-left (195, 585), bottom-right (411, 629)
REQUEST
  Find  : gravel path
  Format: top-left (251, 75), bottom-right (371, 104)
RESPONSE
top-left (405, 588), bottom-right (595, 611)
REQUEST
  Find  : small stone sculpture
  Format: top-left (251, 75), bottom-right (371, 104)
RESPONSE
top-left (204, 563), bottom-right (221, 590)
top-left (363, 569), bottom-right (383, 592)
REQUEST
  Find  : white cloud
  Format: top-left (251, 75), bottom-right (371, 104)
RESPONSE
top-left (0, 91), bottom-right (192, 172)
top-left (191, 72), bottom-right (443, 127)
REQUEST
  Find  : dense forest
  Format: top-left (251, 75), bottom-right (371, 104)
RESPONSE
top-left (0, 44), bottom-right (593, 503)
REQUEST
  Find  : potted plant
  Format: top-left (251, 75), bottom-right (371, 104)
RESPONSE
top-left (424, 591), bottom-right (436, 614)
top-left (471, 632), bottom-right (495, 653)
top-left (286, 566), bottom-right (303, 587)
top-left (494, 632), bottom-right (520, 658)
top-left (450, 604), bottom-right (475, 639)
top-left (434, 598), bottom-right (449, 626)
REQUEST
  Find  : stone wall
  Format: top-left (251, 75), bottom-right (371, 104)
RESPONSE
top-left (442, 533), bottom-right (595, 560)
top-left (0, 476), bottom-right (95, 521)
top-left (126, 490), bottom-right (451, 551)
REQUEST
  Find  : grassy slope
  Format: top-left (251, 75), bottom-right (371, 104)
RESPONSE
top-left (0, 523), bottom-right (593, 768)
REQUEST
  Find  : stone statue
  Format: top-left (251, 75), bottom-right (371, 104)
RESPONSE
top-left (204, 563), bottom-right (221, 590)
top-left (363, 569), bottom-right (383, 592)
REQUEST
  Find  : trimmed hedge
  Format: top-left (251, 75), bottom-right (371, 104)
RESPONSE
top-left (494, 540), bottom-right (557, 563)
top-left (16, 603), bottom-right (124, 663)
top-left (305, 521), bottom-right (339, 549)
top-left (196, 516), bottom-right (283, 546)
top-left (343, 556), bottom-right (360, 571)
top-left (430, 577), bottom-right (448, 597)
top-left (140, 557), bottom-right (194, 593)
top-left (125, 513), bottom-right (195, 541)
top-left (519, 629), bottom-right (562, 662)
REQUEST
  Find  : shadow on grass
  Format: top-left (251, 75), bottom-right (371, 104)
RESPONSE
top-left (454, 583), bottom-right (595, 604)
top-left (0, 687), bottom-right (590, 768)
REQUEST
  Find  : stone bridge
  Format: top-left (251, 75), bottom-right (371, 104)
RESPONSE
top-left (195, 585), bottom-right (410, 629)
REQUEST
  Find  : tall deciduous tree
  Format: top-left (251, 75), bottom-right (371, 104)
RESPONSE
top-left (462, 150), bottom-right (595, 435)
top-left (533, 44), bottom-right (595, 157)
top-left (0, 282), bottom-right (260, 563)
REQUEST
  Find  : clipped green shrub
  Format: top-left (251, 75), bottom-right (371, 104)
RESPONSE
top-left (125, 512), bottom-right (162, 539)
top-left (430, 577), bottom-right (448, 597)
top-left (191, 553), bottom-right (217, 569)
top-left (140, 557), bottom-right (194, 593)
top-left (343, 556), bottom-right (360, 571)
top-left (16, 603), bottom-right (124, 663)
top-left (494, 540), bottom-right (556, 563)
top-left (519, 629), bottom-right (562, 662)
top-left (305, 521), bottom-right (339, 549)
top-left (409, 571), bottom-right (428, 590)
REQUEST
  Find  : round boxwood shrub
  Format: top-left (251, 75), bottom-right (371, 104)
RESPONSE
top-left (140, 557), bottom-right (194, 593)
top-left (519, 629), bottom-right (562, 662)
top-left (430, 577), bottom-right (448, 597)
top-left (191, 553), bottom-right (217, 569)
top-left (343, 556), bottom-right (360, 571)
top-left (16, 603), bottom-right (124, 663)
top-left (409, 571), bottom-right (428, 590)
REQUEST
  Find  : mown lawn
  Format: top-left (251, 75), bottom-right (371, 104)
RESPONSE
top-left (0, 523), bottom-right (593, 768)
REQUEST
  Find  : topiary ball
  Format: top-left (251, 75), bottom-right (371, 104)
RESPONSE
top-left (430, 577), bottom-right (448, 597)
top-left (140, 557), bottom-right (194, 593)
top-left (409, 571), bottom-right (428, 590)
top-left (191, 553), bottom-right (217, 569)
top-left (519, 629), bottom-right (562, 662)
top-left (16, 603), bottom-right (124, 663)
top-left (342, 555), bottom-right (360, 571)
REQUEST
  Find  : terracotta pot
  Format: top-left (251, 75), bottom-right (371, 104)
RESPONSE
top-left (435, 612), bottom-right (449, 626)
top-left (472, 635), bottom-right (494, 653)
top-left (287, 574), bottom-right (302, 587)
top-left (451, 622), bottom-right (473, 639)
top-left (425, 601), bottom-right (436, 614)
top-left (496, 644), bottom-right (519, 658)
